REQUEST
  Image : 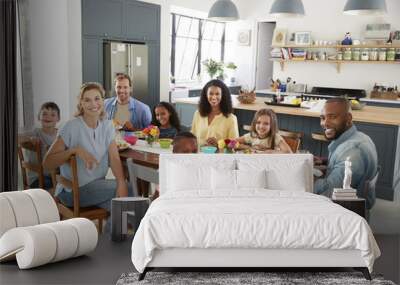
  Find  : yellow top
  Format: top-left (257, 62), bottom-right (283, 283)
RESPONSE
top-left (191, 110), bottom-right (239, 146)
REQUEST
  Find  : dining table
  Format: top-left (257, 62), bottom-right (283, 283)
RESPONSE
top-left (119, 139), bottom-right (172, 196)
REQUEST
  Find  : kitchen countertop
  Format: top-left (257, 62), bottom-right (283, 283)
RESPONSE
top-left (172, 82), bottom-right (241, 91)
top-left (174, 95), bottom-right (400, 126)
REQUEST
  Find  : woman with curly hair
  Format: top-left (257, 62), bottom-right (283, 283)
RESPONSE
top-left (151, 101), bottom-right (181, 139)
top-left (191, 79), bottom-right (239, 146)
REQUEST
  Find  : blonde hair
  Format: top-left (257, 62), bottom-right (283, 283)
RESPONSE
top-left (250, 108), bottom-right (278, 149)
top-left (75, 82), bottom-right (106, 119)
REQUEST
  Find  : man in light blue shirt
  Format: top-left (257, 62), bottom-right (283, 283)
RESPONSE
top-left (314, 98), bottom-right (378, 209)
top-left (104, 74), bottom-right (152, 130)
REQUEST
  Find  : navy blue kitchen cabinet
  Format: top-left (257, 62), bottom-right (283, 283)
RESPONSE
top-left (82, 0), bottom-right (160, 108)
top-left (82, 38), bottom-right (102, 83)
top-left (82, 0), bottom-right (124, 38)
top-left (125, 1), bottom-right (160, 41)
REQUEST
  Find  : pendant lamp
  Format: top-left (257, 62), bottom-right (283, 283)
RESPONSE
top-left (344, 0), bottom-right (387, 15)
top-left (208, 0), bottom-right (239, 21)
top-left (269, 0), bottom-right (305, 17)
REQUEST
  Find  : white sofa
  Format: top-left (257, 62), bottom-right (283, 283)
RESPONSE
top-left (0, 189), bottom-right (98, 269)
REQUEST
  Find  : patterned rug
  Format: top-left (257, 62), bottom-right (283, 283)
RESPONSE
top-left (116, 271), bottom-right (395, 285)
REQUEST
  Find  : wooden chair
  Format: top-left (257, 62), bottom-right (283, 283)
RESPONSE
top-left (17, 135), bottom-right (52, 194)
top-left (278, 129), bottom-right (303, 153)
top-left (54, 155), bottom-right (108, 233)
top-left (311, 132), bottom-right (329, 157)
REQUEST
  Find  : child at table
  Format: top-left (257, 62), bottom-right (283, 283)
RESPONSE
top-left (151, 102), bottom-right (181, 139)
top-left (27, 102), bottom-right (61, 189)
top-left (236, 108), bottom-right (292, 153)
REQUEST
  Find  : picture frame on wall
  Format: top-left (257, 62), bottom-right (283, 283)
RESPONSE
top-left (295, 31), bottom-right (311, 46)
top-left (272, 28), bottom-right (287, 47)
top-left (237, 30), bottom-right (251, 46)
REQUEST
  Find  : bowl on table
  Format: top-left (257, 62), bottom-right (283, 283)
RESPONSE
top-left (124, 135), bottom-right (138, 145)
top-left (158, 138), bottom-right (173, 149)
top-left (200, 146), bottom-right (217, 154)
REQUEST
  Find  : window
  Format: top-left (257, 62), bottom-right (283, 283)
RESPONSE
top-left (171, 13), bottom-right (225, 83)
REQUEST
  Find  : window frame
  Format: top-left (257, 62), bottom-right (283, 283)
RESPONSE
top-left (170, 13), bottom-right (226, 83)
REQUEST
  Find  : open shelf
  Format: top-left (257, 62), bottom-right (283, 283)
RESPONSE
top-left (270, 59), bottom-right (400, 73)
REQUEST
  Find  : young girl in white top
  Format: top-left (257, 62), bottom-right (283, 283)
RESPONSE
top-left (237, 108), bottom-right (292, 153)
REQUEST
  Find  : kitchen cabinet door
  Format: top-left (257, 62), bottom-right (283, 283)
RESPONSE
top-left (82, 0), bottom-right (124, 38)
top-left (82, 38), bottom-right (102, 83)
top-left (125, 0), bottom-right (160, 41)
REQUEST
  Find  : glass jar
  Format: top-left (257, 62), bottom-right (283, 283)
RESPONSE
top-left (343, 48), bottom-right (352, 61)
top-left (352, 48), bottom-right (360, 61)
top-left (378, 48), bottom-right (387, 61)
top-left (336, 52), bottom-right (343, 61)
top-left (361, 48), bottom-right (369, 61)
top-left (386, 48), bottom-right (395, 61)
top-left (395, 49), bottom-right (400, 61)
top-left (369, 48), bottom-right (378, 61)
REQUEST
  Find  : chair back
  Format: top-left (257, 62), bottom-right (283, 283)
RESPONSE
top-left (126, 158), bottom-right (159, 197)
top-left (17, 135), bottom-right (45, 190)
top-left (56, 155), bottom-right (80, 217)
top-left (279, 129), bottom-right (303, 153)
top-left (363, 166), bottom-right (380, 210)
top-left (54, 154), bottom-right (108, 233)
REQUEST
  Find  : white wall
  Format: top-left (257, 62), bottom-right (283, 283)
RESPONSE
top-left (29, 0), bottom-right (80, 126)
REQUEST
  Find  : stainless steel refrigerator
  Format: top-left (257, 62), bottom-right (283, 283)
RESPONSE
top-left (103, 41), bottom-right (148, 103)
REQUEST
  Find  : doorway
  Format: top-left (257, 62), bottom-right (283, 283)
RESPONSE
top-left (255, 22), bottom-right (276, 90)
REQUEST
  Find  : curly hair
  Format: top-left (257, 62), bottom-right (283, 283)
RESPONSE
top-left (250, 108), bottom-right (278, 149)
top-left (75, 82), bottom-right (106, 119)
top-left (151, 101), bottom-right (181, 132)
top-left (198, 79), bottom-right (233, 117)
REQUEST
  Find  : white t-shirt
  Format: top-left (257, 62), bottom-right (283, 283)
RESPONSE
top-left (243, 132), bottom-right (284, 149)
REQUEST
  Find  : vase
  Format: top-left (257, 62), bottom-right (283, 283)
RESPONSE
top-left (146, 137), bottom-right (155, 147)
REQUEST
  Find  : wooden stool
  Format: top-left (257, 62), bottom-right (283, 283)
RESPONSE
top-left (111, 197), bottom-right (150, 242)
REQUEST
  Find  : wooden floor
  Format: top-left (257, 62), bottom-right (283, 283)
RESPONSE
top-left (0, 234), bottom-right (398, 285)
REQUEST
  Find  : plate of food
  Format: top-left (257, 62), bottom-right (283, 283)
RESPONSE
top-left (130, 131), bottom-right (144, 139)
top-left (116, 140), bottom-right (130, 151)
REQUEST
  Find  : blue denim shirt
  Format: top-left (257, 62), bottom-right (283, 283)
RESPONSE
top-left (314, 125), bottom-right (378, 208)
top-left (104, 96), bottom-right (152, 130)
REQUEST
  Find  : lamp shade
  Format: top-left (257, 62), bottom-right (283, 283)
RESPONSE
top-left (344, 0), bottom-right (387, 15)
top-left (269, 0), bottom-right (305, 17)
top-left (208, 0), bottom-right (239, 21)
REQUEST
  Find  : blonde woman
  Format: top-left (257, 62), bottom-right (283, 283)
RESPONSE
top-left (43, 82), bottom-right (128, 213)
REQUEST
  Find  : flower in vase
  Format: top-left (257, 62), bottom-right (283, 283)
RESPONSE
top-left (142, 125), bottom-right (159, 146)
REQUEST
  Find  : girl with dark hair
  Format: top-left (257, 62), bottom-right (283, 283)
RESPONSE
top-left (191, 79), bottom-right (239, 146)
top-left (237, 108), bottom-right (292, 153)
top-left (151, 102), bottom-right (181, 139)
